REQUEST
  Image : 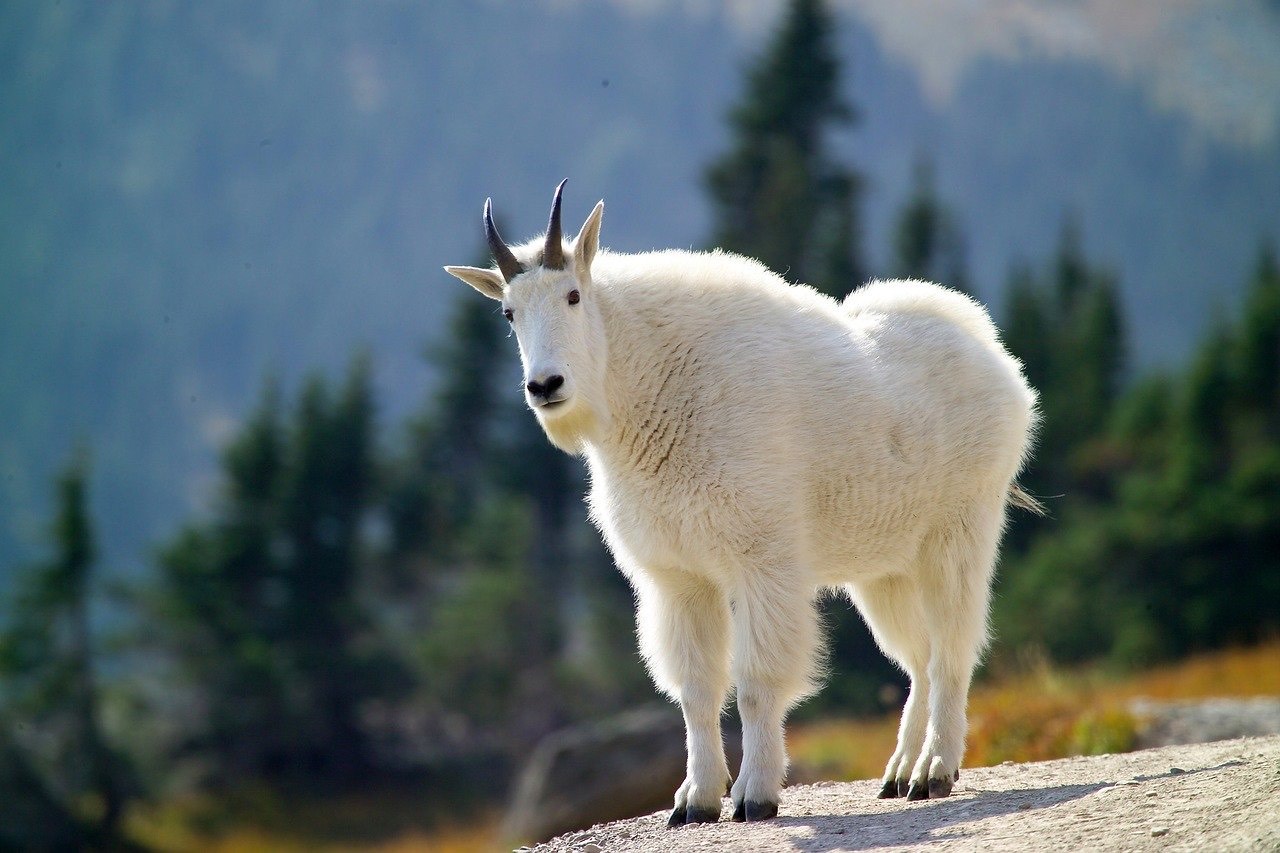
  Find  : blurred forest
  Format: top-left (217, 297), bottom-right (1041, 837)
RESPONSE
top-left (2, 1), bottom-right (1279, 849)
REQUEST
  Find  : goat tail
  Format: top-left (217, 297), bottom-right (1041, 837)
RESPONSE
top-left (1008, 483), bottom-right (1047, 516)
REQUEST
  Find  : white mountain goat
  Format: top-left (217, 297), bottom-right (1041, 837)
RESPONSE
top-left (444, 181), bottom-right (1040, 825)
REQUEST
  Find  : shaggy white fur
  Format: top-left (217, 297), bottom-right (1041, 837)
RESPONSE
top-left (445, 188), bottom-right (1039, 824)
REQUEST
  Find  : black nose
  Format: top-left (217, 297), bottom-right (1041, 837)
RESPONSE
top-left (526, 375), bottom-right (564, 398)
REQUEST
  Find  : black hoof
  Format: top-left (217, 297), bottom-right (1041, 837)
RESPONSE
top-left (906, 781), bottom-right (929, 801)
top-left (745, 800), bottom-right (778, 821)
top-left (684, 804), bottom-right (722, 824)
top-left (928, 776), bottom-right (954, 799)
top-left (878, 779), bottom-right (900, 799)
top-left (898, 779), bottom-right (910, 798)
top-left (668, 803), bottom-right (719, 828)
top-left (731, 800), bottom-right (777, 822)
top-left (955, 769), bottom-right (961, 782)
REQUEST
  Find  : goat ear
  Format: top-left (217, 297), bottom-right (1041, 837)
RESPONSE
top-left (443, 265), bottom-right (504, 300)
top-left (574, 200), bottom-right (604, 275)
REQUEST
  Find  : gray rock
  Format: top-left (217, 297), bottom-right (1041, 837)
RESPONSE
top-left (1130, 697), bottom-right (1280, 748)
top-left (502, 706), bottom-right (740, 846)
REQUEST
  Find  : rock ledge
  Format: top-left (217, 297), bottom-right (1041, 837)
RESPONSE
top-left (523, 735), bottom-right (1280, 852)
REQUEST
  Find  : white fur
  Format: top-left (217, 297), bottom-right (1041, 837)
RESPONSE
top-left (446, 201), bottom-right (1038, 819)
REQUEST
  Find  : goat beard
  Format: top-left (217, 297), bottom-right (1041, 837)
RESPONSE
top-left (535, 393), bottom-right (606, 456)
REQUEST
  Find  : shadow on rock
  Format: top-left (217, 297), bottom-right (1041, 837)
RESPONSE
top-left (782, 781), bottom-right (1111, 852)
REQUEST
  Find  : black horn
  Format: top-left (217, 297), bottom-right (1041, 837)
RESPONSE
top-left (543, 178), bottom-right (567, 269)
top-left (484, 198), bottom-right (523, 282)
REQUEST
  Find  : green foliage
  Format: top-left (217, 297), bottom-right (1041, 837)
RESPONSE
top-left (0, 728), bottom-right (93, 852)
top-left (705, 0), bottom-right (865, 297)
top-left (419, 498), bottom-right (536, 726)
top-left (150, 358), bottom-right (401, 782)
top-left (891, 157), bottom-right (971, 294)
top-left (995, 240), bottom-right (1280, 668)
top-left (1002, 218), bottom-right (1128, 504)
top-left (0, 453), bottom-right (131, 842)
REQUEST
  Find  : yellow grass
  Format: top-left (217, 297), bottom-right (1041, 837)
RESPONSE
top-left (788, 641), bottom-right (1280, 783)
top-left (125, 790), bottom-right (502, 853)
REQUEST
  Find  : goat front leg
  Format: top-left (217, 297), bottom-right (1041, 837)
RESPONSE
top-left (635, 573), bottom-right (732, 827)
top-left (730, 573), bottom-right (821, 822)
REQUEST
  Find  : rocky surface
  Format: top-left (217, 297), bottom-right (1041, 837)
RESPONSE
top-left (1131, 697), bottom-right (1280, 748)
top-left (520, 735), bottom-right (1280, 852)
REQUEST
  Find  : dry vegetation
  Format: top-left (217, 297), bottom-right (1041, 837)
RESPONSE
top-left (788, 641), bottom-right (1280, 783)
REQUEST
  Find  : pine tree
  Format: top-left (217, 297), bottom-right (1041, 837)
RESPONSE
top-left (277, 357), bottom-right (379, 775)
top-left (429, 296), bottom-right (510, 516)
top-left (1002, 261), bottom-right (1052, 396)
top-left (0, 453), bottom-right (128, 841)
top-left (1003, 219), bottom-right (1127, 497)
top-left (152, 358), bottom-right (391, 782)
top-left (892, 156), bottom-right (970, 294)
top-left (705, 0), bottom-right (865, 298)
top-left (1235, 242), bottom-right (1280, 429)
top-left (416, 283), bottom-right (593, 736)
top-left (388, 281), bottom-right (511, 561)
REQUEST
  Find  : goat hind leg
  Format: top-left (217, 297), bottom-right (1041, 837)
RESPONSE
top-left (909, 504), bottom-right (1003, 800)
top-left (847, 578), bottom-right (932, 799)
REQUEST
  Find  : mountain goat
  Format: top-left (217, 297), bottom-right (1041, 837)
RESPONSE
top-left (444, 181), bottom-right (1039, 825)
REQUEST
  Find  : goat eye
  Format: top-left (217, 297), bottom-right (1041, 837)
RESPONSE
top-left (567, 289), bottom-right (580, 305)
top-left (502, 307), bottom-right (513, 322)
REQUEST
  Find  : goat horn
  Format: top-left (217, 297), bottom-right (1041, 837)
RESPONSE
top-left (543, 179), bottom-right (567, 270)
top-left (484, 198), bottom-right (523, 282)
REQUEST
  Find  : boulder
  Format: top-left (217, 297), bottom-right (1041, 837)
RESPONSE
top-left (1131, 696), bottom-right (1280, 747)
top-left (503, 706), bottom-right (740, 845)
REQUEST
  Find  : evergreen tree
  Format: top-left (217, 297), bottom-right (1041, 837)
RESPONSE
top-left (390, 272), bottom-right (648, 747)
top-left (152, 358), bottom-right (393, 782)
top-left (388, 275), bottom-right (511, 561)
top-left (1002, 261), bottom-right (1052, 394)
top-left (1234, 243), bottom-right (1280, 430)
top-left (415, 286), bottom-right (600, 735)
top-left (892, 157), bottom-right (971, 294)
top-left (0, 453), bottom-right (129, 841)
top-left (994, 239), bottom-right (1280, 668)
top-left (705, 0), bottom-right (865, 297)
top-left (277, 357), bottom-right (380, 775)
top-left (0, 728), bottom-right (92, 850)
top-left (1003, 218), bottom-right (1127, 499)
top-left (151, 384), bottom-right (295, 776)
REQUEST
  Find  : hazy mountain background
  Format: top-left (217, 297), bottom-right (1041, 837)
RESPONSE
top-left (3, 0), bottom-right (1279, 584)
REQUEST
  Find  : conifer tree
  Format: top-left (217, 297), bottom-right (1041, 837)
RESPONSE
top-left (0, 453), bottom-right (128, 841)
top-left (705, 0), bottom-right (865, 297)
top-left (1235, 243), bottom-right (1280, 427)
top-left (278, 358), bottom-right (379, 774)
top-left (1002, 261), bottom-right (1052, 394)
top-left (388, 272), bottom-right (511, 560)
top-left (1003, 218), bottom-right (1127, 498)
top-left (153, 358), bottom-right (390, 781)
top-left (892, 157), bottom-right (970, 294)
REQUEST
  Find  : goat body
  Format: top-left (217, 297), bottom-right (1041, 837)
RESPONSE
top-left (445, 188), bottom-right (1038, 825)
